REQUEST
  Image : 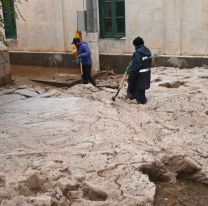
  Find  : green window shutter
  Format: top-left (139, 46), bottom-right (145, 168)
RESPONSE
top-left (115, 0), bottom-right (125, 34)
top-left (100, 0), bottom-right (112, 37)
top-left (2, 0), bottom-right (17, 39)
top-left (99, 0), bottom-right (125, 38)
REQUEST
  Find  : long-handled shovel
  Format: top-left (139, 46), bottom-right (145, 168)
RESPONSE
top-left (112, 63), bottom-right (131, 101)
top-left (79, 57), bottom-right (84, 83)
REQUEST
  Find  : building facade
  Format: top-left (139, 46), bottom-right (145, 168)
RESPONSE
top-left (1, 0), bottom-right (208, 71)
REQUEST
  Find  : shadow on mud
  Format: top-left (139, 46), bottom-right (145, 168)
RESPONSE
top-left (159, 81), bottom-right (186, 88)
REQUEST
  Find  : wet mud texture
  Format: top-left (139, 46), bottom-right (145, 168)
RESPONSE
top-left (154, 180), bottom-right (208, 206)
top-left (0, 66), bottom-right (208, 205)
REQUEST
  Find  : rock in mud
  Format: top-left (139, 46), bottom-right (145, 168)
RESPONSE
top-left (82, 182), bottom-right (108, 201)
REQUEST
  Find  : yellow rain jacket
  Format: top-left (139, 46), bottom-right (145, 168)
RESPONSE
top-left (72, 31), bottom-right (82, 57)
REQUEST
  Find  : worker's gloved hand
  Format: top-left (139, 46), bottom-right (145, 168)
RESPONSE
top-left (77, 55), bottom-right (82, 60)
top-left (127, 64), bottom-right (133, 74)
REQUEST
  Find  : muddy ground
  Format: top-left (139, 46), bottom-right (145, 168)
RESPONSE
top-left (0, 65), bottom-right (208, 206)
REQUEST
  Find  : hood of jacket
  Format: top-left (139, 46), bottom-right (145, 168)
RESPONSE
top-left (78, 41), bottom-right (88, 48)
top-left (136, 44), bottom-right (151, 57)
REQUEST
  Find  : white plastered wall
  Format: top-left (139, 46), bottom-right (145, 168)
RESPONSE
top-left (98, 0), bottom-right (208, 56)
top-left (8, 0), bottom-right (83, 52)
top-left (3, 0), bottom-right (208, 56)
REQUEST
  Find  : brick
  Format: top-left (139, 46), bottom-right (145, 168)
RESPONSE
top-left (0, 52), bottom-right (9, 64)
top-left (0, 77), bottom-right (4, 86)
top-left (4, 63), bottom-right (11, 75)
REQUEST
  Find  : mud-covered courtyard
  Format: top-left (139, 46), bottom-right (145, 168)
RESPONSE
top-left (0, 66), bottom-right (208, 206)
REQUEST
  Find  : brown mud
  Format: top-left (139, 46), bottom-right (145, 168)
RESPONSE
top-left (0, 65), bottom-right (208, 205)
top-left (11, 64), bottom-right (80, 87)
top-left (154, 180), bottom-right (208, 206)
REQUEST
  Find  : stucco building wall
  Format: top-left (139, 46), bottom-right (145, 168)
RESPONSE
top-left (99, 0), bottom-right (208, 56)
top-left (3, 0), bottom-right (208, 71)
top-left (7, 0), bottom-right (208, 55)
top-left (9, 0), bottom-right (83, 52)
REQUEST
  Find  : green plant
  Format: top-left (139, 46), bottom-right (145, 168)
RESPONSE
top-left (0, 0), bottom-right (28, 45)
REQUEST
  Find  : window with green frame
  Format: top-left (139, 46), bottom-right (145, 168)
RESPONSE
top-left (2, 0), bottom-right (17, 39)
top-left (99, 0), bottom-right (125, 38)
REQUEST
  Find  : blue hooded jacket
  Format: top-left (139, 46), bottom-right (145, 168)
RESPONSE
top-left (130, 44), bottom-right (151, 72)
top-left (78, 41), bottom-right (92, 65)
top-left (128, 44), bottom-right (152, 91)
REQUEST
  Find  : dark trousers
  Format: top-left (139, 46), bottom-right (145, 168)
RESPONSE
top-left (137, 90), bottom-right (147, 104)
top-left (82, 65), bottom-right (96, 85)
top-left (127, 73), bottom-right (147, 104)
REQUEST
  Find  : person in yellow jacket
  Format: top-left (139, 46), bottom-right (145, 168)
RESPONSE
top-left (72, 31), bottom-right (82, 58)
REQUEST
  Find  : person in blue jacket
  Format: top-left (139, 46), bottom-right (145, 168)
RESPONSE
top-left (127, 37), bottom-right (152, 104)
top-left (71, 38), bottom-right (95, 85)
